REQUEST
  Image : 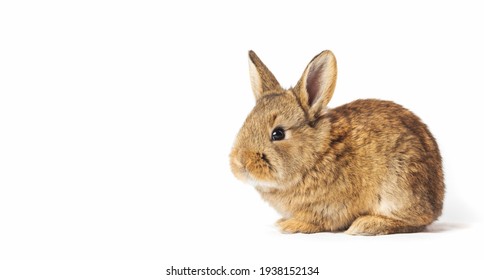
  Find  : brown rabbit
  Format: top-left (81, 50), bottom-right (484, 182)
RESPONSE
top-left (230, 50), bottom-right (444, 235)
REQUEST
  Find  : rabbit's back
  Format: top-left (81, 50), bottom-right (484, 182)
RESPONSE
top-left (324, 99), bottom-right (444, 225)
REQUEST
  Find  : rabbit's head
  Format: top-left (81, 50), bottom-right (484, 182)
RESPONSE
top-left (230, 50), bottom-right (337, 190)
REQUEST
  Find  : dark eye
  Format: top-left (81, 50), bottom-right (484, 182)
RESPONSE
top-left (271, 127), bottom-right (285, 141)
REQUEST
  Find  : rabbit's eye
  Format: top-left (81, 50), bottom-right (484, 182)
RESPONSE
top-left (271, 127), bottom-right (285, 141)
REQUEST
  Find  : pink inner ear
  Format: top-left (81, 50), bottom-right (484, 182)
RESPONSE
top-left (306, 66), bottom-right (323, 106)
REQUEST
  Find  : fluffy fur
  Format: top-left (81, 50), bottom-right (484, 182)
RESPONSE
top-left (230, 50), bottom-right (444, 235)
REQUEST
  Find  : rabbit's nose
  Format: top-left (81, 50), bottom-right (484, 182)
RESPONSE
top-left (231, 149), bottom-right (254, 169)
top-left (240, 151), bottom-right (266, 167)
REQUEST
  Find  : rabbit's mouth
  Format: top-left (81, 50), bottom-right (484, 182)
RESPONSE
top-left (246, 175), bottom-right (280, 190)
top-left (230, 149), bottom-right (281, 189)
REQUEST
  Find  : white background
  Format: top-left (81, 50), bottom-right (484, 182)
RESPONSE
top-left (1, 1), bottom-right (483, 279)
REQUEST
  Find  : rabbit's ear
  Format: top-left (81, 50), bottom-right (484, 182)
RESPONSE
top-left (295, 50), bottom-right (337, 116)
top-left (248, 50), bottom-right (283, 99)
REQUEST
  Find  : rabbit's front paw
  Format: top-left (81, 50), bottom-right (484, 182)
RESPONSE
top-left (277, 218), bottom-right (322, 234)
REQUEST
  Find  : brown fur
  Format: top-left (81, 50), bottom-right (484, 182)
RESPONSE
top-left (230, 50), bottom-right (444, 235)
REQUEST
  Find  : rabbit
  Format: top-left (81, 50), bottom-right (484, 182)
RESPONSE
top-left (229, 50), bottom-right (444, 235)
